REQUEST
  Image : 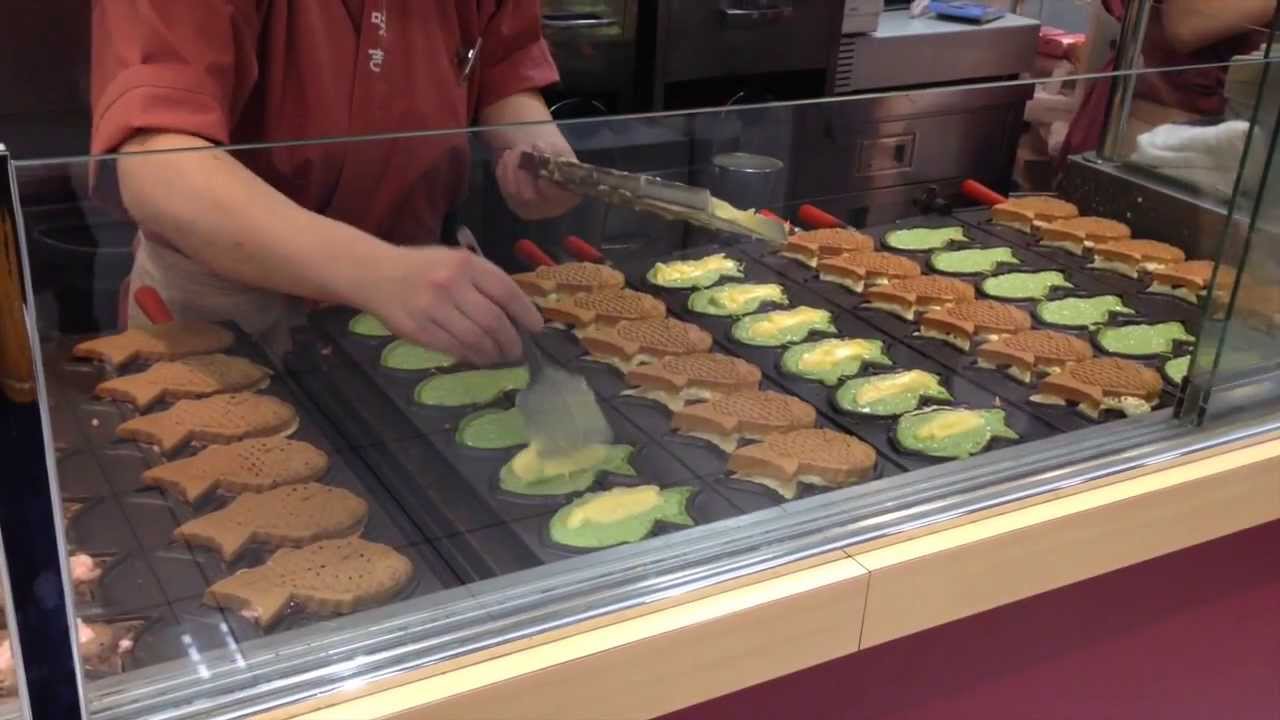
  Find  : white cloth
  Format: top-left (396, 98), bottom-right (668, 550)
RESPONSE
top-left (127, 235), bottom-right (303, 358)
top-left (1129, 120), bottom-right (1250, 197)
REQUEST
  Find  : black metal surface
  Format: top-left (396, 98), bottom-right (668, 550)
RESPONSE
top-left (40, 330), bottom-right (459, 680)
top-left (300, 310), bottom-right (759, 575)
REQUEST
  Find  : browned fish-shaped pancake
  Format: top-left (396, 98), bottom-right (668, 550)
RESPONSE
top-left (817, 251), bottom-right (922, 292)
top-left (990, 196), bottom-right (1079, 232)
top-left (779, 228), bottom-right (875, 266)
top-left (728, 428), bottom-right (877, 499)
top-left (143, 437), bottom-right (330, 504)
top-left (976, 330), bottom-right (1094, 383)
top-left (1038, 216), bottom-right (1130, 254)
top-left (1034, 358), bottom-right (1163, 419)
top-left (624, 352), bottom-right (761, 409)
top-left (204, 537), bottom-right (413, 628)
top-left (513, 262), bottom-right (625, 300)
top-left (174, 483), bottom-right (367, 561)
top-left (1148, 260), bottom-right (1215, 302)
top-left (672, 390), bottom-right (816, 450)
top-left (72, 322), bottom-right (235, 368)
top-left (920, 300), bottom-right (1032, 352)
top-left (863, 276), bottom-right (976, 320)
top-left (1090, 239), bottom-right (1186, 278)
top-left (117, 393), bottom-right (298, 455)
top-left (578, 318), bottom-right (713, 368)
top-left (541, 288), bottom-right (667, 328)
top-left (95, 354), bottom-right (271, 410)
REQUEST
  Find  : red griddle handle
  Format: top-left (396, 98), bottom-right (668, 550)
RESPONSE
top-left (796, 204), bottom-right (844, 230)
top-left (513, 239), bottom-right (557, 269)
top-left (757, 209), bottom-right (784, 222)
top-left (561, 235), bottom-right (605, 264)
top-left (960, 179), bottom-right (1008, 207)
top-left (133, 285), bottom-right (174, 325)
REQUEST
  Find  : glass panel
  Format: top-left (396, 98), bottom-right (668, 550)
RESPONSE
top-left (11, 59), bottom-right (1278, 717)
top-left (1190, 50), bottom-right (1280, 420)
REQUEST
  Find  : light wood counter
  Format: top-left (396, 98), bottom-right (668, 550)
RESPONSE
top-left (265, 433), bottom-right (1280, 720)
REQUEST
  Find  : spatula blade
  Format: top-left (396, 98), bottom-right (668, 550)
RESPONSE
top-left (516, 335), bottom-right (613, 456)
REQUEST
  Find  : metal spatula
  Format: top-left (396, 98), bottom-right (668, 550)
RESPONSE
top-left (516, 332), bottom-right (613, 455)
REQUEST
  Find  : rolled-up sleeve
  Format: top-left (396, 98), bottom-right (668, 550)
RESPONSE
top-left (90, 0), bottom-right (264, 155)
top-left (475, 0), bottom-right (560, 112)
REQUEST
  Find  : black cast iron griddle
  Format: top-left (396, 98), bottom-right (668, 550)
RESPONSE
top-left (734, 213), bottom-right (1192, 413)
top-left (296, 311), bottom-right (765, 574)
top-left (298, 207), bottom-right (1195, 576)
top-left (612, 246), bottom-right (1058, 467)
top-left (42, 329), bottom-right (459, 679)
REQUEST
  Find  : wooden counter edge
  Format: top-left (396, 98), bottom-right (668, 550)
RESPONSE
top-left (855, 434), bottom-right (1280, 647)
top-left (264, 434), bottom-right (1280, 720)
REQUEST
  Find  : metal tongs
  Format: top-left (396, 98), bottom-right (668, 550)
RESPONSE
top-left (519, 151), bottom-right (789, 247)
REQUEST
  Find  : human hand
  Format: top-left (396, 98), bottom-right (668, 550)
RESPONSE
top-left (364, 246), bottom-right (543, 367)
top-left (495, 141), bottom-right (582, 221)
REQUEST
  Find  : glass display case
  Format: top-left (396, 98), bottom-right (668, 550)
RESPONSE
top-left (2, 16), bottom-right (1279, 720)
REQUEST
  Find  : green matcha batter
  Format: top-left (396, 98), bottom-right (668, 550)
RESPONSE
top-left (896, 408), bottom-right (1019, 459)
top-left (414, 366), bottom-right (529, 407)
top-left (884, 227), bottom-right (970, 251)
top-left (930, 247), bottom-right (1021, 275)
top-left (456, 407), bottom-right (528, 449)
top-left (549, 485), bottom-right (695, 549)
top-left (836, 370), bottom-right (952, 416)
top-left (981, 271), bottom-right (1074, 301)
top-left (499, 443), bottom-right (636, 496)
top-left (731, 307), bottom-right (836, 347)
top-left (687, 283), bottom-right (788, 317)
top-left (348, 313), bottom-right (391, 337)
top-left (380, 340), bottom-right (456, 371)
top-left (1096, 322), bottom-right (1195, 356)
top-left (1035, 295), bottom-right (1136, 328)
top-left (1164, 355), bottom-right (1191, 385)
top-left (780, 338), bottom-right (892, 386)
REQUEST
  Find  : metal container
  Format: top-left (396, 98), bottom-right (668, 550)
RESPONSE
top-left (710, 152), bottom-right (785, 212)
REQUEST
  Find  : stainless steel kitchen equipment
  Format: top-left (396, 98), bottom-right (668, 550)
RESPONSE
top-left (780, 8), bottom-right (1041, 225)
top-left (642, 0), bottom-right (845, 109)
top-left (831, 11), bottom-right (1040, 93)
top-left (542, 0), bottom-right (641, 113)
top-left (710, 152), bottom-right (786, 213)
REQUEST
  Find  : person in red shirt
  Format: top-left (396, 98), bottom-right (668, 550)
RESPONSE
top-left (1061, 0), bottom-right (1274, 162)
top-left (91, 1), bottom-right (578, 365)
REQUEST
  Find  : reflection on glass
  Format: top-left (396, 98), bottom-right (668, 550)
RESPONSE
top-left (4, 58), bottom-right (1280, 719)
top-left (1018, 0), bottom-right (1274, 195)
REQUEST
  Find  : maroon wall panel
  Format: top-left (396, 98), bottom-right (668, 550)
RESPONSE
top-left (662, 520), bottom-right (1280, 720)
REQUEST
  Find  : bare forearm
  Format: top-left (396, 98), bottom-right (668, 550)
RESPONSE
top-left (477, 91), bottom-right (568, 153)
top-left (115, 133), bottom-right (396, 309)
top-left (1162, 0), bottom-right (1275, 54)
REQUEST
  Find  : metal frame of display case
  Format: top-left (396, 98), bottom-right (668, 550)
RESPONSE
top-left (1, 144), bottom-right (88, 719)
top-left (4, 34), bottom-right (1280, 720)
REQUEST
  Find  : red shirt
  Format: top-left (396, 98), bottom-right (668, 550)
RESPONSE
top-left (91, 0), bottom-right (559, 245)
top-left (1060, 0), bottom-right (1265, 161)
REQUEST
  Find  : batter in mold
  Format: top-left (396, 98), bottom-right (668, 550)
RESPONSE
top-left (549, 485), bottom-right (695, 549)
top-left (414, 366), bottom-right (529, 407)
top-left (499, 443), bottom-right (637, 496)
top-left (780, 338), bottom-right (893, 386)
top-left (895, 407), bottom-right (1019, 459)
top-left (836, 370), bottom-right (953, 416)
